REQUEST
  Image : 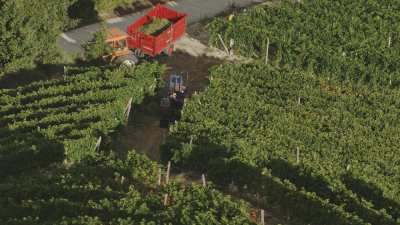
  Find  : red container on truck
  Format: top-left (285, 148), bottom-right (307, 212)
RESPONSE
top-left (127, 4), bottom-right (187, 57)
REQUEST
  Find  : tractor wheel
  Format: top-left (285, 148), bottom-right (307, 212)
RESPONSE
top-left (116, 54), bottom-right (138, 67)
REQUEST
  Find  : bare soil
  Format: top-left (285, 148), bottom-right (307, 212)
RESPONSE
top-left (115, 49), bottom-right (222, 161)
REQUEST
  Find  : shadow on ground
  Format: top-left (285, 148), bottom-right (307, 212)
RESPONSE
top-left (68, 0), bottom-right (100, 27)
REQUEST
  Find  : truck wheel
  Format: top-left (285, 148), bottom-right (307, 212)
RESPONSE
top-left (116, 54), bottom-right (138, 67)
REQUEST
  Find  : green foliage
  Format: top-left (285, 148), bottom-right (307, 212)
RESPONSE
top-left (164, 63), bottom-right (400, 224)
top-left (0, 151), bottom-right (255, 225)
top-left (208, 0), bottom-right (400, 86)
top-left (0, 0), bottom-right (77, 76)
top-left (93, 0), bottom-right (138, 12)
top-left (83, 26), bottom-right (112, 61)
top-left (0, 63), bottom-right (165, 163)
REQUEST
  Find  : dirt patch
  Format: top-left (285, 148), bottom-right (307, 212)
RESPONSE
top-left (174, 35), bottom-right (251, 63)
top-left (114, 50), bottom-right (222, 161)
top-left (117, 111), bottom-right (167, 161)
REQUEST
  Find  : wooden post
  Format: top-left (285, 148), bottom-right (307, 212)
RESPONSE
top-left (189, 136), bottom-right (193, 146)
top-left (94, 136), bottom-right (102, 151)
top-left (158, 168), bottom-right (162, 186)
top-left (166, 161), bottom-right (171, 184)
top-left (265, 38), bottom-right (270, 65)
top-left (298, 97), bottom-right (301, 105)
top-left (202, 174), bottom-right (206, 187)
top-left (63, 66), bottom-right (67, 80)
top-left (163, 194), bottom-right (169, 206)
top-left (296, 147), bottom-right (300, 164)
top-left (229, 38), bottom-right (234, 55)
top-left (261, 209), bottom-right (265, 225)
top-left (388, 36), bottom-right (392, 48)
top-left (218, 34), bottom-right (230, 55)
top-left (124, 97), bottom-right (133, 122)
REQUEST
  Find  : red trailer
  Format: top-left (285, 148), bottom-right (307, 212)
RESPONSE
top-left (127, 4), bottom-right (187, 57)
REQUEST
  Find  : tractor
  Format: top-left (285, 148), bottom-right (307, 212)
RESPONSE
top-left (103, 27), bottom-right (139, 67)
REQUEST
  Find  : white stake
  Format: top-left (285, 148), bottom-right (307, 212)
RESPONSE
top-left (63, 66), bottom-right (67, 80)
top-left (296, 147), bottom-right (300, 164)
top-left (202, 174), bottom-right (206, 187)
top-left (158, 168), bottom-right (162, 185)
top-left (163, 194), bottom-right (169, 206)
top-left (94, 136), bottom-right (102, 151)
top-left (218, 34), bottom-right (230, 55)
top-left (124, 97), bottom-right (133, 122)
top-left (265, 38), bottom-right (270, 65)
top-left (166, 161), bottom-right (171, 184)
top-left (261, 209), bottom-right (265, 225)
top-left (189, 136), bottom-right (193, 146)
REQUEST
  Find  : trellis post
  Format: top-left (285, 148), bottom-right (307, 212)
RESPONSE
top-left (229, 38), bottom-right (235, 55)
top-left (166, 161), bottom-right (171, 184)
top-left (296, 147), bottom-right (300, 164)
top-left (265, 38), bottom-right (270, 65)
top-left (158, 168), bottom-right (162, 186)
top-left (163, 194), bottom-right (169, 206)
top-left (189, 136), bottom-right (193, 146)
top-left (261, 209), bottom-right (265, 225)
top-left (94, 136), bottom-right (102, 151)
top-left (218, 34), bottom-right (230, 55)
top-left (202, 174), bottom-right (206, 187)
top-left (124, 97), bottom-right (133, 122)
top-left (63, 66), bottom-right (67, 80)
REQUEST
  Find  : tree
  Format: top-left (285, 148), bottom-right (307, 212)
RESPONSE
top-left (82, 25), bottom-right (112, 61)
top-left (0, 0), bottom-right (76, 76)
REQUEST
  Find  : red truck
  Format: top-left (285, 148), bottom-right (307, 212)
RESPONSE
top-left (104, 4), bottom-right (187, 66)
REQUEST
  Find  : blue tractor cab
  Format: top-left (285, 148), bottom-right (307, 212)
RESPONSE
top-left (169, 74), bottom-right (184, 93)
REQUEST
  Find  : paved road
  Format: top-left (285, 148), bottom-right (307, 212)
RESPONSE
top-left (58, 0), bottom-right (265, 54)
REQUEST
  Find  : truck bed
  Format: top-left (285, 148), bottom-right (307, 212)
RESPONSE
top-left (127, 4), bottom-right (187, 57)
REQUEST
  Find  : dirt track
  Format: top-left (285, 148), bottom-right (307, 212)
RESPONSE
top-left (115, 48), bottom-right (222, 161)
